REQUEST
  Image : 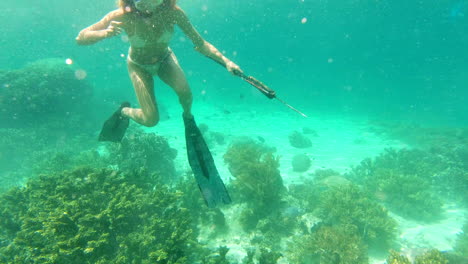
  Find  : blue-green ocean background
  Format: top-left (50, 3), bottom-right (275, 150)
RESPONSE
top-left (1, 1), bottom-right (468, 263)
top-left (1, 0), bottom-right (467, 125)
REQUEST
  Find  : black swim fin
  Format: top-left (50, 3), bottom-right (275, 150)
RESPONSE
top-left (184, 115), bottom-right (232, 207)
top-left (98, 102), bottom-right (131, 142)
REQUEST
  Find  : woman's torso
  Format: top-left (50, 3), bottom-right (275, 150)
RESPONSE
top-left (121, 10), bottom-right (176, 64)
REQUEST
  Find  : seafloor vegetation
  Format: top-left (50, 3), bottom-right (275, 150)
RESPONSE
top-left (0, 58), bottom-right (96, 130)
top-left (0, 168), bottom-right (196, 263)
top-left (346, 148), bottom-right (445, 221)
top-left (0, 60), bottom-right (467, 263)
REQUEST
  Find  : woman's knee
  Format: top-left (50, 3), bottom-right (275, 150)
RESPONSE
top-left (142, 114), bottom-right (159, 127)
top-left (178, 86), bottom-right (193, 103)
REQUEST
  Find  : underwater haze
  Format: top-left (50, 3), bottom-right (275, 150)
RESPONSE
top-left (0, 0), bottom-right (467, 264)
top-left (2, 0), bottom-right (467, 124)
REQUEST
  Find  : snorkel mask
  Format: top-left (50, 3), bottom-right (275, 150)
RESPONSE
top-left (134, 0), bottom-right (163, 11)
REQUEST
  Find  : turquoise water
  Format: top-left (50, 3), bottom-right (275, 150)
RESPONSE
top-left (0, 0), bottom-right (467, 263)
top-left (1, 0), bottom-right (467, 124)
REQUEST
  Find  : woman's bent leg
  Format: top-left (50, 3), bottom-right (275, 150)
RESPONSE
top-left (122, 61), bottom-right (159, 127)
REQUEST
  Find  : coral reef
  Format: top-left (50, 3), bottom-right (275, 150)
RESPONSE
top-left (107, 132), bottom-right (178, 182)
top-left (242, 248), bottom-right (255, 264)
top-left (312, 169), bottom-right (352, 191)
top-left (316, 184), bottom-right (397, 251)
top-left (386, 250), bottom-right (411, 264)
top-left (367, 122), bottom-right (468, 203)
top-left (288, 169), bottom-right (347, 212)
top-left (223, 138), bottom-right (300, 254)
top-left (432, 144), bottom-right (468, 203)
top-left (288, 130), bottom-right (312, 148)
top-left (257, 247), bottom-right (282, 264)
top-left (7, 130), bottom-right (178, 188)
top-left (0, 167), bottom-right (198, 263)
top-left (0, 127), bottom-right (98, 192)
top-left (386, 249), bottom-right (449, 264)
top-left (374, 170), bottom-right (442, 221)
top-left (287, 183), bottom-right (320, 215)
top-left (201, 246), bottom-right (230, 264)
top-left (0, 128), bottom-right (48, 172)
top-left (173, 172), bottom-right (230, 242)
top-left (30, 150), bottom-right (106, 176)
top-left (368, 122), bottom-right (468, 151)
top-left (223, 138), bottom-right (282, 205)
top-left (302, 127), bottom-right (319, 136)
top-left (239, 247), bottom-right (282, 264)
top-left (253, 211), bottom-right (299, 246)
top-left (0, 58), bottom-right (95, 131)
top-left (224, 138), bottom-right (286, 232)
top-left (414, 249), bottom-right (448, 264)
top-left (223, 137), bottom-right (275, 179)
top-left (454, 222), bottom-right (468, 259)
top-left (0, 59), bottom-right (103, 191)
top-left (291, 153), bottom-right (312, 172)
top-left (210, 131), bottom-right (226, 146)
top-left (347, 148), bottom-right (444, 221)
top-left (288, 224), bottom-right (368, 264)
top-left (195, 123), bottom-right (226, 147)
top-left (175, 172), bottom-right (207, 217)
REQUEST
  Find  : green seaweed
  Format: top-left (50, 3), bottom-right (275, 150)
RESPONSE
top-left (242, 248), bottom-right (255, 264)
top-left (238, 247), bottom-right (282, 264)
top-left (0, 167), bottom-right (197, 263)
top-left (287, 180), bottom-right (321, 213)
top-left (386, 250), bottom-right (411, 264)
top-left (107, 132), bottom-right (178, 181)
top-left (174, 171), bottom-right (231, 240)
top-left (347, 148), bottom-right (444, 221)
top-left (386, 249), bottom-right (451, 264)
top-left (354, 123), bottom-right (468, 204)
top-left (224, 138), bottom-right (286, 233)
top-left (201, 246), bottom-right (230, 264)
top-left (414, 249), bottom-right (448, 264)
top-left (258, 247), bottom-right (282, 264)
top-left (317, 184), bottom-right (397, 251)
top-left (288, 224), bottom-right (368, 264)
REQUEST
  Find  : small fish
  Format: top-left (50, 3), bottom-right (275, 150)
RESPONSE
top-left (283, 206), bottom-right (304, 218)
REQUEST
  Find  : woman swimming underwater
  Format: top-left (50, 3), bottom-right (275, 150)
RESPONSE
top-left (76, 0), bottom-right (238, 207)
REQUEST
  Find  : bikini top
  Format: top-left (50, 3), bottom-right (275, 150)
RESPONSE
top-left (128, 29), bottom-right (173, 48)
top-left (126, 14), bottom-right (174, 48)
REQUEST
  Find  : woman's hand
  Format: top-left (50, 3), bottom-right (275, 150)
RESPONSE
top-left (105, 21), bottom-right (123, 38)
top-left (226, 61), bottom-right (242, 75)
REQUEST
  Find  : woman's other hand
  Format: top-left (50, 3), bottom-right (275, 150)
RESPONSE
top-left (105, 21), bottom-right (123, 37)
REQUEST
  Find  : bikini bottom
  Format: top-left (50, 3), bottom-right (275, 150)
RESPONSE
top-left (127, 48), bottom-right (172, 75)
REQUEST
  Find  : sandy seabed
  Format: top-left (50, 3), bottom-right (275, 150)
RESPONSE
top-left (142, 100), bottom-right (466, 263)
